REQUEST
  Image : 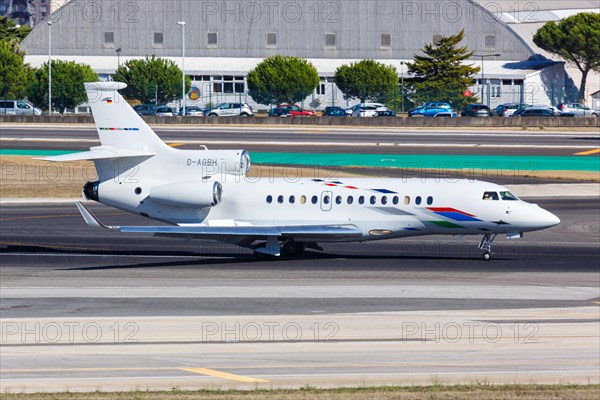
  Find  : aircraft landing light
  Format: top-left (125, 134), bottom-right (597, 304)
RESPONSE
top-left (179, 367), bottom-right (270, 383)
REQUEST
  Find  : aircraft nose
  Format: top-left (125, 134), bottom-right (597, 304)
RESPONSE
top-left (534, 206), bottom-right (560, 229)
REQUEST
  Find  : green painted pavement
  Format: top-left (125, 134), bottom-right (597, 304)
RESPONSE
top-left (1, 150), bottom-right (598, 172)
top-left (251, 152), bottom-right (599, 172)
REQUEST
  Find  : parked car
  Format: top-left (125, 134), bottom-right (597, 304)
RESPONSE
top-left (461, 104), bottom-right (493, 117)
top-left (0, 99), bottom-right (42, 115)
top-left (511, 106), bottom-right (559, 117)
top-left (179, 106), bottom-right (204, 116)
top-left (556, 103), bottom-right (599, 117)
top-left (268, 107), bottom-right (291, 117)
top-left (133, 104), bottom-right (156, 116)
top-left (323, 107), bottom-right (348, 117)
top-left (153, 106), bottom-right (175, 116)
top-left (277, 104), bottom-right (316, 117)
top-left (374, 110), bottom-right (396, 117)
top-left (408, 102), bottom-right (457, 117)
top-left (495, 103), bottom-right (530, 117)
top-left (345, 102), bottom-right (385, 116)
top-left (204, 102), bottom-right (253, 117)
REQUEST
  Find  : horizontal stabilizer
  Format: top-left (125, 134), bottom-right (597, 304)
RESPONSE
top-left (75, 202), bottom-right (362, 239)
top-left (38, 147), bottom-right (156, 162)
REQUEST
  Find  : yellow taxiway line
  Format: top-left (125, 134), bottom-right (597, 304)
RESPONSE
top-left (180, 367), bottom-right (269, 383)
top-left (575, 148), bottom-right (600, 155)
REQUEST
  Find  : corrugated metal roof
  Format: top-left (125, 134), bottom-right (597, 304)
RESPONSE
top-left (499, 8), bottom-right (599, 23)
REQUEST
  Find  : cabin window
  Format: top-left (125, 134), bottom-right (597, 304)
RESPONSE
top-left (483, 191), bottom-right (499, 200)
top-left (266, 195), bottom-right (273, 204)
top-left (335, 195), bottom-right (342, 205)
top-left (347, 196), bottom-right (354, 205)
top-left (311, 195), bottom-right (318, 204)
top-left (300, 195), bottom-right (307, 204)
top-left (370, 196), bottom-right (376, 205)
top-left (416, 196), bottom-right (422, 205)
top-left (358, 196), bottom-right (365, 205)
top-left (277, 195), bottom-right (284, 204)
top-left (289, 195), bottom-right (295, 204)
top-left (392, 196), bottom-right (399, 205)
top-left (323, 195), bottom-right (330, 204)
top-left (404, 196), bottom-right (410, 205)
top-left (381, 196), bottom-right (388, 205)
top-left (427, 196), bottom-right (433, 205)
top-left (500, 191), bottom-right (518, 201)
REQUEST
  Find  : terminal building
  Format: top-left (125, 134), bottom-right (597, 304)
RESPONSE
top-left (19, 0), bottom-right (600, 111)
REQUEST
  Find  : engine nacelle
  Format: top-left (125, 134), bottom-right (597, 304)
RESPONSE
top-left (149, 180), bottom-right (223, 208)
top-left (187, 149), bottom-right (250, 176)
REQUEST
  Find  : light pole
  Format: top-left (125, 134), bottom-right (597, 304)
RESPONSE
top-left (474, 53), bottom-right (500, 108)
top-left (177, 21), bottom-right (186, 116)
top-left (116, 47), bottom-right (122, 68)
top-left (400, 61), bottom-right (405, 113)
top-left (47, 20), bottom-right (52, 116)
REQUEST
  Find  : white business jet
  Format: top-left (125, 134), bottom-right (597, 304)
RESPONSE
top-left (43, 82), bottom-right (560, 261)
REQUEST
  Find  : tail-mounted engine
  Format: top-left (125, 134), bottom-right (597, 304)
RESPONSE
top-left (82, 181), bottom-right (99, 201)
top-left (149, 180), bottom-right (223, 208)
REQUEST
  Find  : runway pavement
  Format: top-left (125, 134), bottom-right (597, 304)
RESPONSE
top-left (1, 124), bottom-right (599, 155)
top-left (1, 197), bottom-right (598, 392)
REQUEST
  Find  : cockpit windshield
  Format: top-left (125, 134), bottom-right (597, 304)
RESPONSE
top-left (482, 191), bottom-right (499, 200)
top-left (500, 191), bottom-right (519, 201)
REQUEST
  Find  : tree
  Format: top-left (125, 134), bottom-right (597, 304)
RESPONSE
top-left (247, 55), bottom-right (319, 105)
top-left (0, 40), bottom-right (35, 99)
top-left (113, 55), bottom-right (191, 105)
top-left (32, 60), bottom-right (98, 113)
top-left (533, 12), bottom-right (600, 103)
top-left (334, 59), bottom-right (399, 105)
top-left (406, 29), bottom-right (479, 110)
top-left (0, 16), bottom-right (32, 51)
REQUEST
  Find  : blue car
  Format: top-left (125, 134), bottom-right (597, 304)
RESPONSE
top-left (408, 102), bottom-right (457, 117)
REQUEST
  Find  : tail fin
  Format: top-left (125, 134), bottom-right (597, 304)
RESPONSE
top-left (85, 82), bottom-right (168, 152)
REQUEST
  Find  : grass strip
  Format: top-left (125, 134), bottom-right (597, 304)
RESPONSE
top-left (2, 384), bottom-right (600, 400)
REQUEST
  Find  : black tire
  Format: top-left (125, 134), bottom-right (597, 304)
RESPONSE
top-left (240, 112), bottom-right (250, 117)
top-left (208, 113), bottom-right (218, 117)
top-left (282, 240), bottom-right (305, 257)
top-left (482, 251), bottom-right (492, 261)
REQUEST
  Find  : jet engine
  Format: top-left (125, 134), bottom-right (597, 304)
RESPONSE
top-left (149, 180), bottom-right (223, 208)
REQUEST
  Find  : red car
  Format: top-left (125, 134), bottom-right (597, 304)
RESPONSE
top-left (278, 104), bottom-right (316, 117)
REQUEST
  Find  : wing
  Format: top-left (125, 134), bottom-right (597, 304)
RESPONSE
top-left (75, 202), bottom-right (362, 241)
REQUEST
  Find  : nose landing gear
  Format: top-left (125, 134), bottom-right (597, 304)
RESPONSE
top-left (478, 233), bottom-right (497, 261)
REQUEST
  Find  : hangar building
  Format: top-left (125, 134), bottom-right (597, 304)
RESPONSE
top-left (20, 0), bottom-right (600, 111)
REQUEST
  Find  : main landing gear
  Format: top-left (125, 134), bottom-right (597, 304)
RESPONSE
top-left (478, 233), bottom-right (497, 261)
top-left (253, 239), bottom-right (310, 259)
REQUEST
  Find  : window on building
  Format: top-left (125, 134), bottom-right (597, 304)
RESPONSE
top-left (266, 32), bottom-right (277, 46)
top-left (380, 33), bottom-right (391, 47)
top-left (154, 32), bottom-right (163, 45)
top-left (207, 32), bottom-right (218, 45)
top-left (316, 83), bottom-right (326, 95)
top-left (213, 83), bottom-right (222, 93)
top-left (234, 83), bottom-right (244, 93)
top-left (104, 32), bottom-right (114, 44)
top-left (485, 35), bottom-right (496, 48)
top-left (325, 33), bottom-right (336, 47)
top-left (223, 83), bottom-right (234, 93)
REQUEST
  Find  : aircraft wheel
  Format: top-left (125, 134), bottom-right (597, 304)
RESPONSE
top-left (482, 251), bottom-right (492, 261)
top-left (282, 240), bottom-right (304, 257)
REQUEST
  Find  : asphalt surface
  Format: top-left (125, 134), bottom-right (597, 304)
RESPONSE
top-left (0, 197), bottom-right (598, 391)
top-left (1, 198), bottom-right (598, 318)
top-left (1, 124), bottom-right (599, 155)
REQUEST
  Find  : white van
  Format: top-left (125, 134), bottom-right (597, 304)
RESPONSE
top-left (0, 100), bottom-right (43, 115)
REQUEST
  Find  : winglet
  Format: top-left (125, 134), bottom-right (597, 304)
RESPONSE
top-left (75, 201), bottom-right (117, 229)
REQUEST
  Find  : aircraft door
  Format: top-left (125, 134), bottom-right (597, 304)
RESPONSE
top-left (320, 191), bottom-right (333, 211)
